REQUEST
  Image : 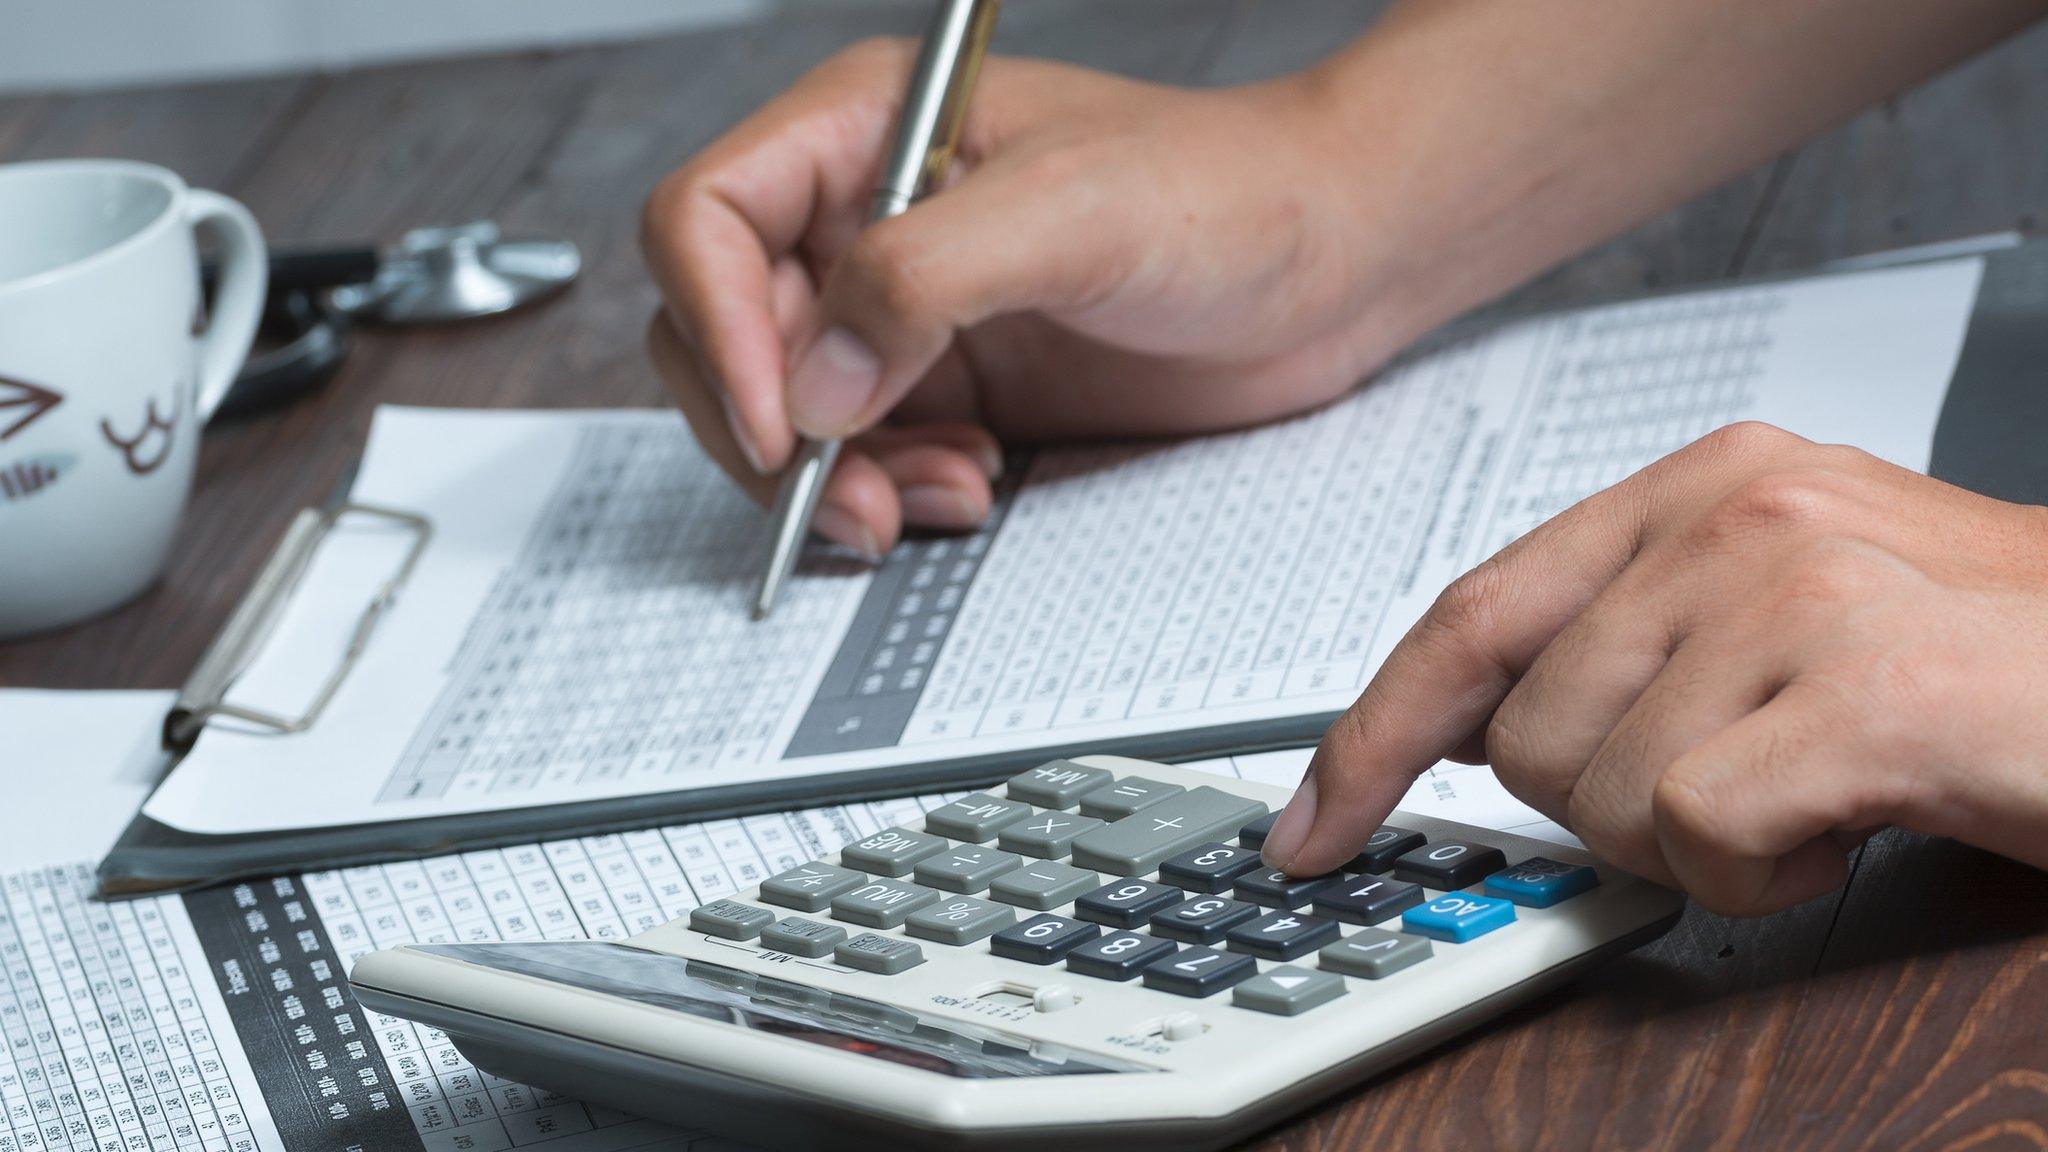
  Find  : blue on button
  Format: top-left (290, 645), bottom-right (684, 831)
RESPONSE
top-left (1402, 893), bottom-right (1515, 942)
top-left (1483, 857), bottom-right (1600, 908)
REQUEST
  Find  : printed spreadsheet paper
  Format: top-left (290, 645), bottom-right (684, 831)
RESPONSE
top-left (5, 689), bottom-right (1544, 1152)
top-left (145, 256), bottom-right (1984, 836)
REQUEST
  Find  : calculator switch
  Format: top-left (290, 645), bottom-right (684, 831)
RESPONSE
top-left (1150, 896), bottom-right (1260, 944)
top-left (1318, 928), bottom-right (1433, 979)
top-left (834, 934), bottom-right (925, 974)
top-left (924, 794), bottom-right (1034, 842)
top-left (830, 879), bottom-right (943, 929)
top-left (904, 896), bottom-right (1016, 946)
top-left (688, 899), bottom-right (775, 941)
top-left (1310, 875), bottom-right (1425, 925)
top-left (759, 917), bottom-right (847, 958)
top-left (997, 810), bottom-right (1106, 858)
top-left (913, 845), bottom-right (1023, 894)
top-left (1402, 893), bottom-right (1517, 943)
top-left (1392, 840), bottom-right (1509, 890)
top-left (1141, 946), bottom-right (1258, 997)
top-left (1159, 1012), bottom-right (1208, 1042)
top-left (1078, 777), bottom-right (1185, 820)
top-left (1064, 932), bottom-right (1177, 982)
top-left (1237, 811), bottom-right (1280, 849)
top-left (1070, 787), bottom-right (1267, 876)
top-left (1232, 965), bottom-right (1347, 1016)
top-left (1484, 857), bottom-right (1601, 908)
top-left (840, 827), bottom-right (950, 877)
top-left (1345, 825), bottom-right (1427, 874)
top-left (1233, 868), bottom-right (1336, 910)
top-left (990, 914), bottom-right (1101, 965)
top-left (1158, 842), bottom-right (1264, 893)
top-left (1074, 879), bottom-right (1184, 929)
top-left (759, 862), bottom-right (867, 912)
top-left (1006, 761), bottom-right (1114, 808)
top-left (1032, 984), bottom-right (1078, 1014)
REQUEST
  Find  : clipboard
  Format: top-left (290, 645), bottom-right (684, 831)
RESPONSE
top-left (96, 238), bottom-right (2048, 897)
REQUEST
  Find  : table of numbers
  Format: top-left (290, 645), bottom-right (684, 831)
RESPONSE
top-left (0, 866), bottom-right (257, 1152)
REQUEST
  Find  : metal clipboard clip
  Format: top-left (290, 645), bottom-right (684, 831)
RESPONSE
top-left (165, 500), bottom-right (432, 751)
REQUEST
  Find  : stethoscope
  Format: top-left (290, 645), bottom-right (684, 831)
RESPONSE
top-left (207, 221), bottom-right (581, 420)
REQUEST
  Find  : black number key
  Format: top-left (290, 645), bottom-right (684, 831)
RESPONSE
top-left (1311, 875), bottom-right (1424, 924)
top-left (1233, 868), bottom-right (1336, 909)
top-left (1347, 825), bottom-right (1427, 873)
top-left (1225, 910), bottom-right (1341, 960)
top-left (1065, 931), bottom-right (1177, 981)
top-left (990, 914), bottom-right (1100, 965)
top-left (1143, 946), bottom-right (1257, 997)
top-left (1237, 812), bottom-right (1280, 849)
top-left (1075, 879), bottom-right (1184, 929)
top-left (1393, 841), bottom-right (1508, 890)
top-left (1149, 896), bottom-right (1259, 944)
top-left (1159, 843), bottom-right (1263, 894)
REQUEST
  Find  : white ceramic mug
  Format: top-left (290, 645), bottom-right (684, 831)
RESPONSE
top-left (0, 160), bottom-right (267, 639)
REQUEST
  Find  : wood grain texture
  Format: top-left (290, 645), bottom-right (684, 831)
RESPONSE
top-left (2, 3), bottom-right (2044, 1149)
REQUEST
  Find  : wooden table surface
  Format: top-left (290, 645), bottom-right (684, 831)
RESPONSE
top-left (4, 3), bottom-right (2045, 1148)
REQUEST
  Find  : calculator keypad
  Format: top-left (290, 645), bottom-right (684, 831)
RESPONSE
top-left (682, 766), bottom-right (1609, 1032)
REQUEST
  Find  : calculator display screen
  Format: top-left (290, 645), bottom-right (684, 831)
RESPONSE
top-left (419, 942), bottom-right (1154, 1079)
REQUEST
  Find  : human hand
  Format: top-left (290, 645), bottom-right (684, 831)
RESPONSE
top-left (640, 40), bottom-right (1416, 555)
top-left (1261, 422), bottom-right (2048, 915)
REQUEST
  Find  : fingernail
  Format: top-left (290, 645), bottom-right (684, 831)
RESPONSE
top-left (1261, 775), bottom-right (1318, 871)
top-left (812, 503), bottom-right (880, 560)
top-left (899, 484), bottom-right (984, 530)
top-left (719, 392), bottom-right (766, 474)
top-left (787, 326), bottom-right (880, 437)
top-left (972, 444), bottom-right (1004, 481)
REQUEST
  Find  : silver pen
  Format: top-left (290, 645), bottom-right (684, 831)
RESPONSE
top-left (752, 0), bottom-right (1002, 621)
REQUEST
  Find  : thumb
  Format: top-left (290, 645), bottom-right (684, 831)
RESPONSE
top-left (783, 164), bottom-right (1124, 438)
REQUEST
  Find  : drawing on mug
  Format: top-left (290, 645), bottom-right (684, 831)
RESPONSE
top-left (100, 394), bottom-right (179, 476)
top-left (0, 376), bottom-right (64, 441)
top-left (0, 453), bottom-right (74, 502)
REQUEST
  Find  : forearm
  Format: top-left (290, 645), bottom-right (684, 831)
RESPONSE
top-left (1301, 0), bottom-right (2048, 342)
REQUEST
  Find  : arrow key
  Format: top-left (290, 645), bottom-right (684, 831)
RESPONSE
top-left (1232, 965), bottom-right (1346, 1016)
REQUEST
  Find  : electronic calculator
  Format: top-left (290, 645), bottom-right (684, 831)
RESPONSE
top-left (351, 758), bottom-right (1684, 1151)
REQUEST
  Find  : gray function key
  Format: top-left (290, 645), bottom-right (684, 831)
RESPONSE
top-left (760, 918), bottom-right (847, 958)
top-left (925, 793), bottom-right (1033, 842)
top-left (1006, 760), bottom-right (1113, 808)
top-left (835, 934), bottom-right (925, 974)
top-left (840, 827), bottom-right (949, 877)
top-left (1079, 777), bottom-right (1185, 820)
top-left (989, 861), bottom-right (1099, 910)
top-left (913, 845), bottom-right (1022, 894)
top-left (1232, 965), bottom-right (1346, 1016)
top-left (1318, 928), bottom-right (1432, 979)
top-left (905, 896), bottom-right (1015, 946)
top-left (759, 862), bottom-right (867, 912)
top-left (998, 810), bottom-right (1105, 858)
top-left (1071, 787), bottom-right (1268, 877)
top-left (830, 878), bottom-right (941, 928)
top-left (688, 900), bottom-right (775, 941)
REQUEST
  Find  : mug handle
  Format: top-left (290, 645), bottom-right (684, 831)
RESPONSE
top-left (185, 189), bottom-right (269, 422)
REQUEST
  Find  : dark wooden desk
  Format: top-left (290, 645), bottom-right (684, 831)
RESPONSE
top-left (3, 3), bottom-right (2044, 1147)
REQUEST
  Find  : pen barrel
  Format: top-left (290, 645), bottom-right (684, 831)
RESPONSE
top-left (870, 0), bottom-right (1000, 222)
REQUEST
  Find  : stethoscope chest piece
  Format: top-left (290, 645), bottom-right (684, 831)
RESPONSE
top-left (329, 222), bottom-right (581, 325)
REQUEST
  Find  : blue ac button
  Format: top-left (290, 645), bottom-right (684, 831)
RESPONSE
top-left (1401, 892), bottom-right (1516, 942)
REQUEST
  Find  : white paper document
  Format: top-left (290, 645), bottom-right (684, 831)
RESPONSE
top-left (147, 257), bottom-right (1984, 836)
